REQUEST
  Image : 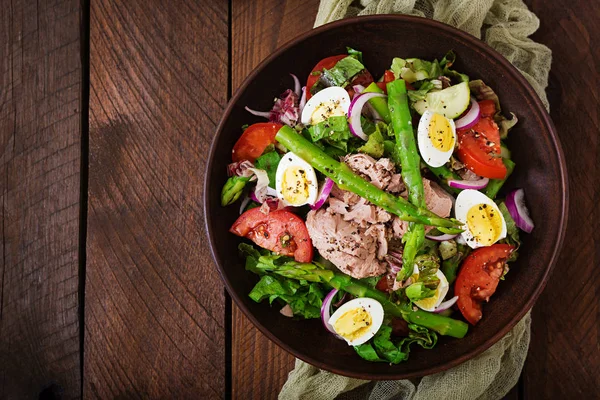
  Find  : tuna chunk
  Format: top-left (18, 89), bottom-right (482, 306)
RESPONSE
top-left (343, 154), bottom-right (405, 193)
top-left (423, 179), bottom-right (453, 218)
top-left (306, 209), bottom-right (387, 279)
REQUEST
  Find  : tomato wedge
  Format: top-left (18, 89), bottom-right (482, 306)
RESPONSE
top-left (478, 100), bottom-right (497, 118)
top-left (456, 113), bottom-right (507, 179)
top-left (305, 55), bottom-right (347, 100)
top-left (230, 208), bottom-right (313, 263)
top-left (376, 70), bottom-right (396, 93)
top-left (455, 244), bottom-right (515, 325)
top-left (231, 122), bottom-right (282, 163)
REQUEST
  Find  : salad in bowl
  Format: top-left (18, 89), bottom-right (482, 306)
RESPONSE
top-left (219, 47), bottom-right (534, 364)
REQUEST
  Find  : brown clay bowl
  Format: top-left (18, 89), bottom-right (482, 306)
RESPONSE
top-left (204, 15), bottom-right (568, 379)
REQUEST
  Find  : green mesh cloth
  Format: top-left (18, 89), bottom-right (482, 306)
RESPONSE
top-left (279, 1), bottom-right (552, 399)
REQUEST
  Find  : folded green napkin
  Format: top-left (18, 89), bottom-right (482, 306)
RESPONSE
top-left (280, 1), bottom-right (552, 399)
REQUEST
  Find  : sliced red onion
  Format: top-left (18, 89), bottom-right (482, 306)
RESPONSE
top-left (348, 92), bottom-right (387, 141)
top-left (310, 178), bottom-right (334, 210)
top-left (244, 106), bottom-right (270, 119)
top-left (505, 188), bottom-right (535, 233)
top-left (299, 86), bottom-right (307, 115)
top-left (321, 289), bottom-right (339, 335)
top-left (448, 177), bottom-right (489, 190)
top-left (426, 232), bottom-right (459, 241)
top-left (290, 73), bottom-right (301, 98)
top-left (455, 98), bottom-right (480, 130)
top-left (352, 84), bottom-right (365, 95)
top-left (434, 296), bottom-right (459, 313)
top-left (239, 194), bottom-right (251, 215)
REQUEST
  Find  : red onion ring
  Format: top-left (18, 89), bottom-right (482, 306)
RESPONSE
top-left (448, 177), bottom-right (489, 190)
top-left (244, 106), bottom-right (270, 119)
top-left (455, 98), bottom-right (480, 130)
top-left (299, 86), bottom-right (307, 114)
top-left (425, 232), bottom-right (459, 241)
top-left (348, 92), bottom-right (387, 140)
top-left (321, 289), bottom-right (339, 335)
top-left (310, 178), bottom-right (334, 210)
top-left (434, 296), bottom-right (459, 313)
top-left (290, 73), bottom-right (301, 98)
top-left (505, 188), bottom-right (535, 233)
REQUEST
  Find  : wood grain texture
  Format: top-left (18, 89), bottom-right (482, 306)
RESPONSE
top-left (230, 1), bottom-right (319, 398)
top-left (0, 0), bottom-right (82, 398)
top-left (84, 0), bottom-right (228, 398)
top-left (523, 0), bottom-right (600, 397)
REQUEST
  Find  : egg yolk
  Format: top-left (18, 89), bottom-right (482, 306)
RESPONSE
top-left (311, 100), bottom-right (345, 124)
top-left (333, 307), bottom-right (372, 341)
top-left (281, 166), bottom-right (310, 205)
top-left (466, 203), bottom-right (503, 245)
top-left (428, 114), bottom-right (455, 151)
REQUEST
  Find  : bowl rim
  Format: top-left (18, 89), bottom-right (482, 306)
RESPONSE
top-left (204, 14), bottom-right (569, 379)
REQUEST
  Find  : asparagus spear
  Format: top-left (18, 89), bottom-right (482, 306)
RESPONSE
top-left (387, 79), bottom-right (426, 280)
top-left (275, 125), bottom-right (462, 229)
top-left (251, 253), bottom-right (468, 338)
top-left (363, 82), bottom-right (391, 123)
top-left (484, 158), bottom-right (516, 199)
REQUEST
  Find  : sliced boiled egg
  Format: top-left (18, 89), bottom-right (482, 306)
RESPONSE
top-left (455, 189), bottom-right (507, 249)
top-left (300, 87), bottom-right (351, 125)
top-left (328, 298), bottom-right (384, 346)
top-left (417, 110), bottom-right (456, 167)
top-left (275, 152), bottom-right (319, 207)
top-left (413, 270), bottom-right (450, 312)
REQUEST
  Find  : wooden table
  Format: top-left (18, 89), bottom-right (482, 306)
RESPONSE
top-left (1, 0), bottom-right (598, 398)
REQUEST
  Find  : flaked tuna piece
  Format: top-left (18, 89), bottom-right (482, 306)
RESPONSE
top-left (423, 179), bottom-right (453, 219)
top-left (343, 154), bottom-right (404, 192)
top-left (306, 208), bottom-right (387, 279)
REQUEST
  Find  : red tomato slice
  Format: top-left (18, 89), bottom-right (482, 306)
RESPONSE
top-left (376, 70), bottom-right (396, 93)
top-left (455, 244), bottom-right (515, 325)
top-left (478, 100), bottom-right (497, 118)
top-left (456, 116), bottom-right (507, 179)
top-left (231, 122), bottom-right (283, 162)
top-left (230, 208), bottom-right (313, 263)
top-left (305, 55), bottom-right (347, 100)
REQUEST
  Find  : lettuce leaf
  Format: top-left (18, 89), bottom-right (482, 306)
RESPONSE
top-left (322, 56), bottom-right (365, 87)
top-left (357, 126), bottom-right (385, 158)
top-left (308, 116), bottom-right (352, 151)
top-left (346, 47), bottom-right (363, 63)
top-left (469, 80), bottom-right (518, 139)
top-left (353, 323), bottom-right (438, 364)
top-left (255, 151), bottom-right (281, 189)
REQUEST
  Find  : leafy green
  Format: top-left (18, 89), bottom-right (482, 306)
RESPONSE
top-left (346, 46), bottom-right (363, 63)
top-left (255, 151), bottom-right (281, 189)
top-left (248, 274), bottom-right (325, 319)
top-left (406, 282), bottom-right (436, 302)
top-left (441, 243), bottom-right (470, 284)
top-left (440, 51), bottom-right (469, 83)
top-left (498, 201), bottom-right (521, 262)
top-left (391, 57), bottom-right (442, 83)
top-left (221, 176), bottom-right (250, 206)
top-left (357, 126), bottom-right (385, 158)
top-left (407, 80), bottom-right (436, 102)
top-left (353, 324), bottom-right (438, 364)
top-left (322, 56), bottom-right (365, 87)
top-left (308, 116), bottom-right (352, 151)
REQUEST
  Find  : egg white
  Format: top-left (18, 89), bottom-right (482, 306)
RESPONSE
top-left (328, 298), bottom-right (384, 346)
top-left (455, 189), bottom-right (507, 249)
top-left (417, 110), bottom-right (456, 167)
top-left (413, 270), bottom-right (450, 312)
top-left (275, 152), bottom-right (319, 207)
top-left (300, 87), bottom-right (351, 125)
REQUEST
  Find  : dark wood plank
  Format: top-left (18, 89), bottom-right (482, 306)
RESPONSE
top-left (523, 0), bottom-right (600, 398)
top-left (230, 1), bottom-right (319, 398)
top-left (0, 0), bottom-right (82, 398)
top-left (84, 0), bottom-right (228, 397)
